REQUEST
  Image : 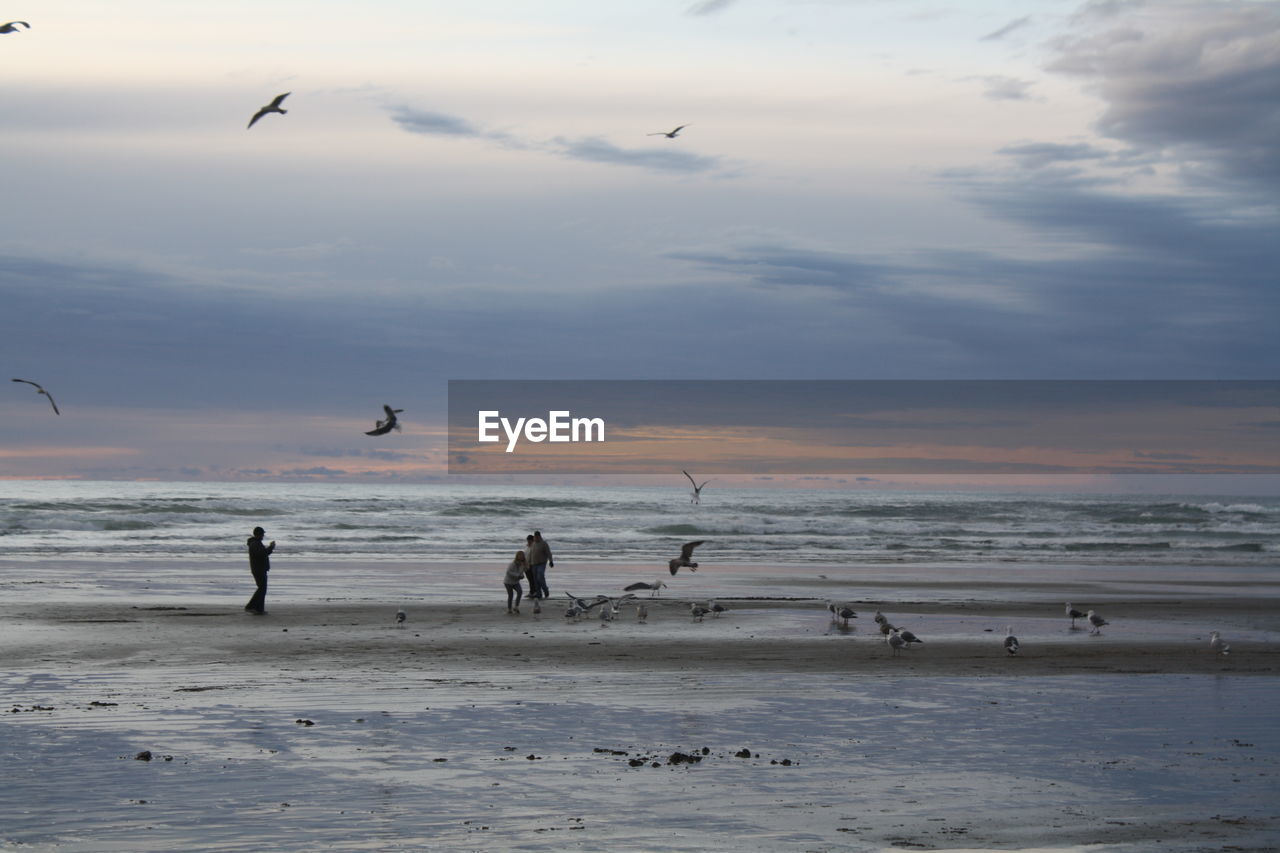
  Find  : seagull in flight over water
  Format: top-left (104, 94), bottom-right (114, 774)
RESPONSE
top-left (365, 404), bottom-right (403, 436)
top-left (1, 21), bottom-right (31, 34)
top-left (683, 470), bottom-right (711, 504)
top-left (669, 540), bottom-right (705, 575)
top-left (649, 124), bottom-right (689, 138)
top-left (11, 379), bottom-right (60, 414)
top-left (248, 92), bottom-right (290, 128)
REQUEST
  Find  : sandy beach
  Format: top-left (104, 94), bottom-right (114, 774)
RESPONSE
top-left (3, 559), bottom-right (1279, 851)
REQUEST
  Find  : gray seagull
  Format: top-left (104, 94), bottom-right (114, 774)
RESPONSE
top-left (248, 92), bottom-right (290, 129)
top-left (669, 540), bottom-right (705, 575)
top-left (365, 404), bottom-right (403, 436)
top-left (683, 469), bottom-right (711, 503)
top-left (11, 379), bottom-right (60, 415)
top-left (649, 124), bottom-right (689, 138)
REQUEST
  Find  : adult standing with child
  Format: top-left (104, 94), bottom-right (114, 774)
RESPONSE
top-left (527, 530), bottom-right (553, 600)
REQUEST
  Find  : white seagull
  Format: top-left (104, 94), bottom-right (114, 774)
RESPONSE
top-left (1209, 631), bottom-right (1230, 655)
top-left (886, 630), bottom-right (906, 657)
top-left (682, 470), bottom-right (711, 504)
top-left (649, 124), bottom-right (690, 138)
top-left (365, 404), bottom-right (403, 436)
top-left (1, 21), bottom-right (30, 34)
top-left (1087, 609), bottom-right (1109, 635)
top-left (1004, 626), bottom-right (1020, 655)
top-left (11, 379), bottom-right (60, 415)
top-left (669, 540), bottom-right (705, 575)
top-left (1065, 602), bottom-right (1086, 629)
top-left (624, 579), bottom-right (668, 597)
top-left (248, 92), bottom-right (290, 129)
top-left (395, 608), bottom-right (406, 626)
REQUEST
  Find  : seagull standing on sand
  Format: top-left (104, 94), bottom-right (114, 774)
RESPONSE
top-left (828, 603), bottom-right (856, 628)
top-left (636, 603), bottom-right (649, 623)
top-left (899, 628), bottom-right (923, 646)
top-left (1065, 603), bottom-right (1086, 629)
top-left (1209, 631), bottom-right (1231, 655)
top-left (878, 620), bottom-right (899, 636)
top-left (873, 610), bottom-right (888, 627)
top-left (669, 540), bottom-right (705, 575)
top-left (886, 630), bottom-right (906, 657)
top-left (396, 608), bottom-right (406, 626)
top-left (683, 470), bottom-right (711, 504)
top-left (1087, 609), bottom-right (1109, 635)
top-left (1, 21), bottom-right (30, 34)
top-left (1004, 626), bottom-right (1020, 655)
top-left (365, 404), bottom-right (403, 436)
top-left (690, 602), bottom-right (709, 622)
top-left (11, 379), bottom-right (60, 415)
top-left (649, 124), bottom-right (689, 138)
top-left (248, 92), bottom-right (290, 128)
top-left (708, 599), bottom-right (728, 618)
top-left (624, 580), bottom-right (667, 597)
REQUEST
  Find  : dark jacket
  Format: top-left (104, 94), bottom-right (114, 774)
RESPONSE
top-left (527, 538), bottom-right (553, 566)
top-left (247, 537), bottom-right (274, 572)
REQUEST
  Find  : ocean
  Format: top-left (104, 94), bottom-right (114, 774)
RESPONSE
top-left (1, 480), bottom-right (1276, 566)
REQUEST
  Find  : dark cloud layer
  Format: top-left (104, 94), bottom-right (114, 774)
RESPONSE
top-left (1047, 1), bottom-right (1280, 193)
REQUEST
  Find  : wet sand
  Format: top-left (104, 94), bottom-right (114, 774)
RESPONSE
top-left (2, 559), bottom-right (1278, 851)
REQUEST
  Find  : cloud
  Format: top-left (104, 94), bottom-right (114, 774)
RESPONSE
top-left (996, 141), bottom-right (1113, 170)
top-left (969, 75), bottom-right (1037, 101)
top-left (1047, 0), bottom-right (1280, 193)
top-left (687, 0), bottom-right (738, 15)
top-left (389, 107), bottom-right (484, 138)
top-left (387, 107), bottom-right (726, 174)
top-left (551, 136), bottom-right (725, 174)
top-left (980, 15), bottom-right (1033, 41)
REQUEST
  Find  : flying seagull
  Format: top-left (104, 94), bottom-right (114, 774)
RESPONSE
top-left (1065, 602), bottom-right (1086, 629)
top-left (1004, 626), bottom-right (1020, 655)
top-left (1087, 609), bottom-right (1109, 635)
top-left (683, 470), bottom-right (711, 504)
top-left (669, 540), bottom-right (705, 575)
top-left (1, 21), bottom-right (30, 34)
top-left (248, 92), bottom-right (290, 129)
top-left (649, 124), bottom-right (689, 138)
top-left (365, 404), bottom-right (403, 436)
top-left (11, 379), bottom-right (60, 415)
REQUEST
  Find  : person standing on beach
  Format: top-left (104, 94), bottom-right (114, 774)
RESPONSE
top-left (504, 551), bottom-right (527, 614)
top-left (245, 526), bottom-right (275, 614)
top-left (527, 530), bottom-right (553, 600)
top-left (523, 534), bottom-right (536, 591)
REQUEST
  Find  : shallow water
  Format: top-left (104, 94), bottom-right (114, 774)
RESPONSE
top-left (3, 664), bottom-right (1277, 852)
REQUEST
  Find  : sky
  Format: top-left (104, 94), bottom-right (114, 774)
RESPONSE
top-left (2, 0), bottom-right (1278, 487)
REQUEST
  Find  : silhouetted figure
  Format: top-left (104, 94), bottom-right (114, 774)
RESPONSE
top-left (245, 526), bottom-right (275, 614)
top-left (248, 92), bottom-right (290, 129)
top-left (527, 530), bottom-right (553, 600)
